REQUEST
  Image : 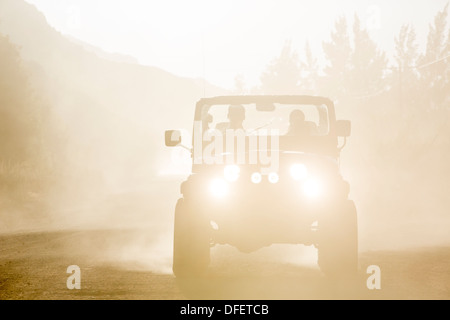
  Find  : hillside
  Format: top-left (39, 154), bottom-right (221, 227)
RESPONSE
top-left (0, 0), bottom-right (224, 186)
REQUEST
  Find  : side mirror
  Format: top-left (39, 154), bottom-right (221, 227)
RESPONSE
top-left (165, 130), bottom-right (182, 147)
top-left (336, 120), bottom-right (351, 137)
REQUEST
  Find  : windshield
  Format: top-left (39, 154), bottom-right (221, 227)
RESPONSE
top-left (200, 103), bottom-right (330, 137)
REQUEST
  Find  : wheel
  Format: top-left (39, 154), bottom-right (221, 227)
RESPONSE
top-left (318, 200), bottom-right (358, 278)
top-left (173, 198), bottom-right (210, 278)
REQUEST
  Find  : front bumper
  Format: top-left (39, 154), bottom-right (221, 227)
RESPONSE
top-left (185, 177), bottom-right (341, 252)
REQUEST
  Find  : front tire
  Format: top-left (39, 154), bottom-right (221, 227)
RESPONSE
top-left (173, 199), bottom-right (210, 278)
top-left (318, 200), bottom-right (358, 278)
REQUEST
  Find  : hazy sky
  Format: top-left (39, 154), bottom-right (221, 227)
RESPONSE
top-left (25, 0), bottom-right (449, 90)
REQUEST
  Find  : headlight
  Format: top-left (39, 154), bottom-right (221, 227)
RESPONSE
top-left (224, 165), bottom-right (240, 182)
top-left (210, 179), bottom-right (229, 198)
top-left (268, 172), bottom-right (280, 184)
top-left (290, 164), bottom-right (308, 181)
top-left (251, 172), bottom-right (262, 184)
top-left (302, 178), bottom-right (322, 198)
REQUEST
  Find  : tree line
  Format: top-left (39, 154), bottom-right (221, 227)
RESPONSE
top-left (0, 33), bottom-right (60, 213)
top-left (243, 3), bottom-right (450, 114)
top-left (240, 4), bottom-right (450, 220)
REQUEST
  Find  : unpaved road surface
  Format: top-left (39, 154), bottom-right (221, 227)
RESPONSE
top-left (1, 229), bottom-right (449, 300)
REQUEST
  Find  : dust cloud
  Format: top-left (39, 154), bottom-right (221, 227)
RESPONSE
top-left (100, 230), bottom-right (174, 275)
top-left (0, 0), bottom-right (449, 284)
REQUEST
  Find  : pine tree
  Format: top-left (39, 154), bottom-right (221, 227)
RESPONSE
top-left (0, 33), bottom-right (35, 161)
top-left (418, 3), bottom-right (449, 109)
top-left (395, 25), bottom-right (419, 76)
top-left (350, 14), bottom-right (387, 97)
top-left (394, 24), bottom-right (420, 109)
top-left (260, 40), bottom-right (301, 95)
top-left (423, 3), bottom-right (448, 62)
top-left (233, 74), bottom-right (247, 95)
top-left (300, 41), bottom-right (319, 95)
top-left (0, 32), bottom-right (56, 167)
top-left (322, 16), bottom-right (352, 99)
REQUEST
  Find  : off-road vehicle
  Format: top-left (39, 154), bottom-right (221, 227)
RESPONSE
top-left (165, 96), bottom-right (357, 277)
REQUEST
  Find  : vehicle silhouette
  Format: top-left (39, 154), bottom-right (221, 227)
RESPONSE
top-left (166, 96), bottom-right (357, 278)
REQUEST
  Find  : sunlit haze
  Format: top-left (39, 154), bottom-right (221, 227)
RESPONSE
top-left (25, 0), bottom-right (448, 89)
top-left (1, 0), bottom-right (450, 301)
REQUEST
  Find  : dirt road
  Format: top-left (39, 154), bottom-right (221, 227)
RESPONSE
top-left (1, 228), bottom-right (449, 300)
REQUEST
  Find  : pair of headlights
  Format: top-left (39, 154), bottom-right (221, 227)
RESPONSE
top-left (223, 165), bottom-right (277, 184)
top-left (210, 164), bottom-right (322, 199)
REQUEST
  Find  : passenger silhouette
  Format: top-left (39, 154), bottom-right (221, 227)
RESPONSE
top-left (202, 113), bottom-right (213, 132)
top-left (287, 110), bottom-right (308, 136)
top-left (227, 105), bottom-right (245, 130)
top-left (216, 105), bottom-right (246, 132)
